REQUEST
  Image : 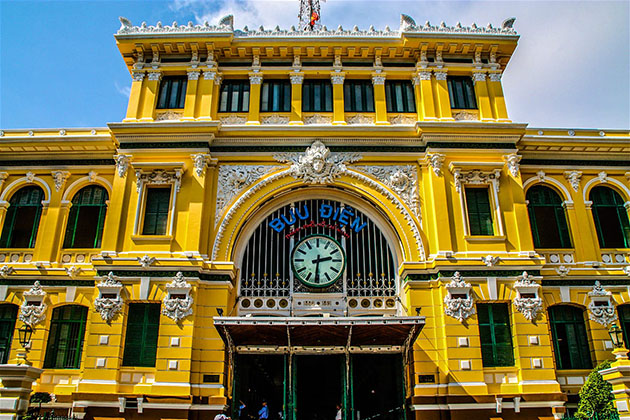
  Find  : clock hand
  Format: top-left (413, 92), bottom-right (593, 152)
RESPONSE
top-left (314, 258), bottom-right (320, 283)
top-left (312, 256), bottom-right (333, 264)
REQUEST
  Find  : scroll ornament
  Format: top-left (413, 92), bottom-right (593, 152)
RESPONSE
top-left (162, 272), bottom-right (194, 322)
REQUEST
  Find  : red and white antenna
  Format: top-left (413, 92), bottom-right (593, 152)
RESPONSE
top-left (298, 0), bottom-right (325, 31)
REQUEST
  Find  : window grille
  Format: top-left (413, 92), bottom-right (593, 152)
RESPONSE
top-left (219, 80), bottom-right (250, 113)
top-left (44, 305), bottom-right (88, 369)
top-left (447, 76), bottom-right (477, 109)
top-left (477, 303), bottom-right (514, 367)
top-left (122, 303), bottom-right (160, 367)
top-left (157, 76), bottom-right (187, 109)
top-left (63, 186), bottom-right (108, 248)
top-left (590, 186), bottom-right (630, 248)
top-left (385, 81), bottom-right (415, 113)
top-left (0, 304), bottom-right (17, 364)
top-left (0, 186), bottom-right (44, 248)
top-left (548, 305), bottom-right (592, 370)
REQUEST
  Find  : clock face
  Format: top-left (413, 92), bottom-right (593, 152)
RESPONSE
top-left (291, 234), bottom-right (346, 288)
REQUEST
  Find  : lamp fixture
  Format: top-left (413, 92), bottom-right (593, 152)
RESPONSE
top-left (18, 324), bottom-right (33, 350)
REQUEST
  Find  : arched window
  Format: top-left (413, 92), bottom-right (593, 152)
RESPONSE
top-left (44, 305), bottom-right (88, 369)
top-left (0, 186), bottom-right (44, 248)
top-left (63, 186), bottom-right (108, 248)
top-left (0, 304), bottom-right (18, 364)
top-left (590, 186), bottom-right (630, 249)
top-left (526, 185), bottom-right (572, 248)
top-left (548, 305), bottom-right (592, 370)
top-left (619, 305), bottom-right (630, 349)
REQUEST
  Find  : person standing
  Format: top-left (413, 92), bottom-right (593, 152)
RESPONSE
top-left (238, 400), bottom-right (248, 420)
top-left (258, 401), bottom-right (269, 420)
top-left (335, 404), bottom-right (342, 420)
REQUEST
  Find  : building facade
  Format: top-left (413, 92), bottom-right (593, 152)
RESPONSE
top-left (0, 13), bottom-right (629, 420)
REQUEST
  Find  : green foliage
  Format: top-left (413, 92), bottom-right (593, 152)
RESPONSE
top-left (576, 360), bottom-right (617, 419)
top-left (30, 392), bottom-right (51, 404)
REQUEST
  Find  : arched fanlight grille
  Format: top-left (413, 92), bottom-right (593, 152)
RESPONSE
top-left (239, 199), bottom-right (396, 298)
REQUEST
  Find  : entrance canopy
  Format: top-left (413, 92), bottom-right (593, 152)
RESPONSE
top-left (214, 316), bottom-right (424, 352)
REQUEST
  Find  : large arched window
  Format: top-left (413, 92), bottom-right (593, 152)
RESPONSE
top-left (0, 304), bottom-right (18, 364)
top-left (63, 186), bottom-right (108, 248)
top-left (0, 186), bottom-right (44, 248)
top-left (526, 185), bottom-right (572, 248)
top-left (619, 304), bottom-right (630, 349)
top-left (548, 305), bottom-right (592, 370)
top-left (44, 305), bottom-right (88, 369)
top-left (590, 186), bottom-right (630, 249)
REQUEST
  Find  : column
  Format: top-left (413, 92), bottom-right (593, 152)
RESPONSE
top-left (197, 71), bottom-right (219, 121)
top-left (289, 73), bottom-right (304, 125)
top-left (472, 71), bottom-right (493, 121)
top-left (423, 154), bottom-right (453, 253)
top-left (488, 71), bottom-right (510, 121)
top-left (372, 72), bottom-right (389, 125)
top-left (411, 75), bottom-right (423, 121)
top-left (182, 69), bottom-right (200, 121)
top-left (139, 71), bottom-right (161, 121)
top-left (211, 74), bottom-right (223, 121)
top-left (123, 71), bottom-right (145, 122)
top-left (247, 73), bottom-right (262, 125)
top-left (100, 157), bottom-right (131, 254)
top-left (434, 69), bottom-right (453, 120)
top-left (33, 180), bottom-right (66, 263)
top-left (331, 72), bottom-right (346, 125)
top-left (417, 70), bottom-right (437, 120)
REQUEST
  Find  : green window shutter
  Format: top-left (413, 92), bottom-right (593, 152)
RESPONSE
top-left (619, 305), bottom-right (630, 349)
top-left (43, 305), bottom-right (88, 369)
top-left (123, 303), bottom-right (161, 367)
top-left (0, 187), bottom-right (44, 248)
top-left (526, 186), bottom-right (572, 249)
top-left (142, 188), bottom-right (171, 235)
top-left (477, 303), bottom-right (514, 367)
top-left (63, 186), bottom-right (109, 248)
top-left (590, 186), bottom-right (630, 248)
top-left (548, 305), bottom-right (592, 370)
top-left (0, 304), bottom-right (18, 364)
top-left (465, 188), bottom-right (493, 236)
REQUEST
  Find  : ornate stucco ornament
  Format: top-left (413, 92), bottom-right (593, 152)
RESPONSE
top-left (25, 171), bottom-right (36, 183)
top-left (215, 165), bottom-right (282, 226)
top-left (138, 255), bottom-right (156, 268)
top-left (19, 281), bottom-right (47, 327)
top-left (220, 114), bottom-right (247, 125)
top-left (453, 169), bottom-right (501, 194)
top-left (274, 141), bottom-right (362, 185)
top-left (261, 114), bottom-right (290, 125)
top-left (624, 266), bottom-right (630, 276)
top-left (426, 153), bottom-right (445, 177)
top-left (482, 255), bottom-right (499, 267)
top-left (597, 171), bottom-right (608, 183)
top-left (162, 272), bottom-right (194, 322)
top-left (503, 154), bottom-right (521, 178)
top-left (0, 265), bottom-right (14, 278)
top-left (51, 171), bottom-right (71, 192)
top-left (65, 265), bottom-right (81, 278)
top-left (352, 165), bottom-right (420, 221)
top-left (94, 272), bottom-right (124, 323)
top-left (564, 171), bottom-right (582, 192)
top-left (191, 153), bottom-right (212, 177)
top-left (588, 281), bottom-right (617, 326)
top-left (512, 271), bottom-right (543, 322)
top-left (135, 169), bottom-right (183, 193)
top-left (115, 154), bottom-right (132, 177)
top-left (444, 272), bottom-right (475, 322)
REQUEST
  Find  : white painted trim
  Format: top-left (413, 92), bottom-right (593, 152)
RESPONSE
top-left (62, 176), bottom-right (113, 201)
top-left (520, 380), bottom-right (561, 386)
top-left (78, 379), bottom-right (117, 385)
top-left (411, 401), bottom-right (566, 411)
top-left (523, 176), bottom-right (573, 204)
top-left (447, 382), bottom-right (487, 387)
top-left (414, 384), bottom-right (448, 389)
top-left (151, 381), bottom-right (191, 387)
top-left (191, 384), bottom-right (225, 389)
top-left (0, 176), bottom-right (52, 203)
top-left (583, 177), bottom-right (630, 203)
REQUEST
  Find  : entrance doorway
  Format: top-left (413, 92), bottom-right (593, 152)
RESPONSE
top-left (295, 355), bottom-right (344, 420)
top-left (351, 354), bottom-right (404, 420)
top-left (235, 354), bottom-right (286, 420)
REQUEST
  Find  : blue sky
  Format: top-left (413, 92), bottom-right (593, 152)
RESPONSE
top-left (1, 0), bottom-right (628, 129)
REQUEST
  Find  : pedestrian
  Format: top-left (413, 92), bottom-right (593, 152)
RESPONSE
top-left (258, 401), bottom-right (269, 420)
top-left (215, 405), bottom-right (231, 420)
top-left (238, 400), bottom-right (248, 420)
top-left (335, 403), bottom-right (342, 420)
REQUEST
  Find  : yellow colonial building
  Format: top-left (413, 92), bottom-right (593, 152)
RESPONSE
top-left (0, 13), bottom-right (629, 420)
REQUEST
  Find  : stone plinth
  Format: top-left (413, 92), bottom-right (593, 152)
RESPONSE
top-left (0, 364), bottom-right (43, 420)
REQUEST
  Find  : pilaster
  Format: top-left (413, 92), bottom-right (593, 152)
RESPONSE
top-left (139, 71), bottom-right (161, 121)
top-left (247, 73), bottom-right (263, 125)
top-left (488, 71), bottom-right (510, 121)
top-left (472, 71), bottom-right (493, 121)
top-left (372, 72), bottom-right (389, 125)
top-left (289, 73), bottom-right (304, 125)
top-left (211, 74), bottom-right (223, 121)
top-left (331, 72), bottom-right (346, 125)
top-left (100, 158), bottom-right (132, 254)
top-left (434, 70), bottom-right (453, 120)
top-left (417, 70), bottom-right (437, 120)
top-left (197, 71), bottom-right (219, 121)
top-left (182, 69), bottom-right (201, 121)
top-left (124, 71), bottom-right (145, 122)
top-left (33, 184), bottom-right (64, 264)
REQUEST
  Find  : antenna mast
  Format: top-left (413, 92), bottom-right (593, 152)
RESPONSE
top-left (298, 0), bottom-right (322, 31)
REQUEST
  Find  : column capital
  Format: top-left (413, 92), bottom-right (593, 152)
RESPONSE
top-left (147, 71), bottom-right (162, 81)
top-left (203, 70), bottom-right (218, 81)
top-left (413, 70), bottom-right (432, 85)
top-left (371, 72), bottom-right (387, 85)
top-left (488, 71), bottom-right (502, 82)
top-left (290, 72), bottom-right (305, 85)
top-left (249, 72), bottom-right (263, 85)
top-left (330, 72), bottom-right (346, 85)
top-left (132, 71), bottom-right (145, 82)
top-left (472, 71), bottom-right (487, 84)
top-left (214, 73), bottom-right (223, 85)
top-left (187, 69), bottom-right (201, 81)
top-left (434, 69), bottom-right (448, 81)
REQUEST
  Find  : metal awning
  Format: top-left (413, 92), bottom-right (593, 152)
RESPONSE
top-left (213, 316), bottom-right (425, 352)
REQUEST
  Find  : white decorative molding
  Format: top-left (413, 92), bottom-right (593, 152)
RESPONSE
top-left (388, 114), bottom-right (416, 125)
top-left (597, 171), bottom-right (608, 183)
top-left (25, 171), bottom-right (35, 183)
top-left (0, 265), bottom-right (14, 278)
top-left (482, 255), bottom-right (499, 267)
top-left (274, 141), bottom-right (362, 185)
top-left (588, 281), bottom-right (617, 326)
top-left (535, 170), bottom-right (546, 182)
top-left (138, 255), bottom-right (156, 268)
top-left (135, 168), bottom-right (183, 193)
top-left (59, 129), bottom-right (66, 136)
top-left (347, 114), bottom-right (374, 125)
top-left (261, 114), bottom-right (290, 125)
top-left (290, 73), bottom-right (304, 85)
top-left (489, 72), bottom-right (502, 82)
top-left (330, 73), bottom-right (346, 85)
top-left (623, 266), bottom-right (630, 276)
top-left (94, 272), bottom-right (124, 323)
top-left (426, 153), bottom-right (445, 177)
top-left (215, 165), bottom-right (281, 226)
top-left (88, 171), bottom-right (98, 183)
top-left (65, 265), bottom-right (81, 278)
top-left (371, 73), bottom-right (386, 85)
top-left (416, 70), bottom-right (432, 82)
top-left (304, 114), bottom-right (333, 125)
top-left (249, 73), bottom-right (263, 84)
top-left (187, 70), bottom-right (201, 80)
top-left (162, 272), bottom-right (193, 322)
top-left (513, 271), bottom-right (543, 322)
top-left (472, 71), bottom-right (487, 84)
top-left (352, 165), bottom-right (420, 221)
top-left (155, 111), bottom-right (183, 121)
top-left (453, 168), bottom-right (501, 195)
top-left (0, 172), bottom-right (8, 191)
top-left (452, 111), bottom-right (478, 121)
top-left (444, 272), bottom-right (475, 322)
top-left (115, 155), bottom-right (132, 178)
top-left (220, 114), bottom-right (247, 125)
top-left (564, 171), bottom-right (582, 192)
top-left (503, 154), bottom-right (521, 178)
top-left (19, 281), bottom-right (47, 327)
top-left (203, 70), bottom-right (218, 81)
top-left (51, 171), bottom-right (71, 192)
top-left (147, 71), bottom-right (162, 81)
top-left (132, 71), bottom-right (145, 82)
top-left (434, 70), bottom-right (448, 81)
top-left (191, 153), bottom-right (212, 177)
top-left (555, 265), bottom-right (570, 277)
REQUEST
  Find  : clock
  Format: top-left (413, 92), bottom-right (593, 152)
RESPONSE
top-left (291, 234), bottom-right (346, 288)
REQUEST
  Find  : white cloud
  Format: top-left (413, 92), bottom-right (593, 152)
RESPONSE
top-left (115, 81), bottom-right (131, 98)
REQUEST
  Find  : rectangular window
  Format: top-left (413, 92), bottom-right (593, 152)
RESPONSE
top-left (43, 305), bottom-right (88, 369)
top-left (384, 81), bottom-right (416, 113)
top-left (344, 80), bottom-right (374, 112)
top-left (142, 187), bottom-right (171, 235)
top-left (302, 80), bottom-right (333, 112)
top-left (260, 80), bottom-right (291, 112)
top-left (447, 76), bottom-right (477, 109)
top-left (477, 303), bottom-right (515, 367)
top-left (0, 305), bottom-right (17, 364)
top-left (156, 76), bottom-right (188, 109)
top-left (219, 80), bottom-right (250, 113)
top-left (122, 303), bottom-right (161, 367)
top-left (465, 187), bottom-right (494, 236)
